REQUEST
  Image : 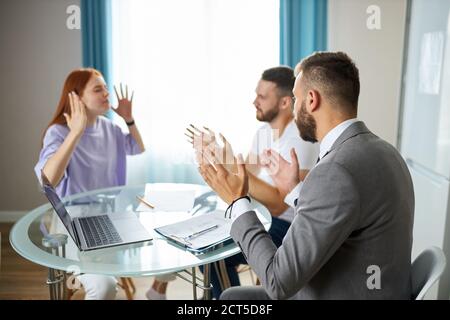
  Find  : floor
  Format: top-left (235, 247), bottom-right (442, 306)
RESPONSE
top-left (0, 223), bottom-right (256, 300)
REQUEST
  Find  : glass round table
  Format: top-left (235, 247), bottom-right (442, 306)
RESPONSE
top-left (10, 183), bottom-right (271, 300)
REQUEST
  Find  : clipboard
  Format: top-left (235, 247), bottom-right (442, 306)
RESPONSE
top-left (154, 210), bottom-right (233, 253)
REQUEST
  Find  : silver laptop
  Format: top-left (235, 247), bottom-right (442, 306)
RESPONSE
top-left (41, 172), bottom-right (152, 251)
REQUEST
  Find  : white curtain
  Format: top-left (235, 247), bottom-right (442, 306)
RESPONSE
top-left (111, 0), bottom-right (279, 184)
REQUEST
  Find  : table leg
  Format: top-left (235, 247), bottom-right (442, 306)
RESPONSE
top-left (42, 234), bottom-right (69, 300)
top-left (203, 264), bottom-right (212, 300)
top-left (46, 267), bottom-right (66, 300)
top-left (191, 267), bottom-right (197, 300)
top-left (176, 267), bottom-right (214, 300)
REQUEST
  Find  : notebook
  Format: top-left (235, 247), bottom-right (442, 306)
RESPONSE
top-left (154, 210), bottom-right (233, 253)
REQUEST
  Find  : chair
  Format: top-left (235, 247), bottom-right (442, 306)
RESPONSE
top-left (411, 246), bottom-right (447, 300)
top-left (118, 277), bottom-right (136, 300)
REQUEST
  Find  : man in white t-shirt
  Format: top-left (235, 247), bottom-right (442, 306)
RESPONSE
top-left (196, 66), bottom-right (319, 299)
top-left (148, 67), bottom-right (319, 300)
top-left (249, 120), bottom-right (317, 223)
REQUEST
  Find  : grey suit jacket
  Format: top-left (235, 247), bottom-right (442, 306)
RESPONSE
top-left (231, 121), bottom-right (414, 299)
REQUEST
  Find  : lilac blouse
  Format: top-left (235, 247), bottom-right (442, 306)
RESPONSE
top-left (34, 116), bottom-right (142, 198)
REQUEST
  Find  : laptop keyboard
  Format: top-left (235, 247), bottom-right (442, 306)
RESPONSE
top-left (79, 215), bottom-right (123, 248)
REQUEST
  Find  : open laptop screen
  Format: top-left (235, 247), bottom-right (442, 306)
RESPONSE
top-left (41, 172), bottom-right (79, 246)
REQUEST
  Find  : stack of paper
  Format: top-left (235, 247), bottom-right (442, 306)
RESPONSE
top-left (136, 184), bottom-right (196, 212)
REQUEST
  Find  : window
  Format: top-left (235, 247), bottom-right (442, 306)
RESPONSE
top-left (111, 0), bottom-right (279, 184)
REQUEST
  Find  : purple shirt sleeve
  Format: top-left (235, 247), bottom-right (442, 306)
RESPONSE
top-left (34, 125), bottom-right (68, 185)
top-left (124, 132), bottom-right (142, 155)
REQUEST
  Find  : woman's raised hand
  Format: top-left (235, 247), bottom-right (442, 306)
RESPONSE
top-left (64, 92), bottom-right (87, 137)
top-left (113, 83), bottom-right (134, 123)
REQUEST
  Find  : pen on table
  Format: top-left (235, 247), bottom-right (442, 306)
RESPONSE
top-left (184, 224), bottom-right (218, 240)
top-left (136, 195), bottom-right (155, 209)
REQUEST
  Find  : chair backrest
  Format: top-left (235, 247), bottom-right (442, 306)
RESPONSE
top-left (411, 246), bottom-right (447, 300)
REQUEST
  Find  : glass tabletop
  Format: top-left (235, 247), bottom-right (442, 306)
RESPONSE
top-left (10, 183), bottom-right (271, 277)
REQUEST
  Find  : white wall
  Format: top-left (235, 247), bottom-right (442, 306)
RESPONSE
top-left (0, 0), bottom-right (82, 219)
top-left (328, 0), bottom-right (407, 146)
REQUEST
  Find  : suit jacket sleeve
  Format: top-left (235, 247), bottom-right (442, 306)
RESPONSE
top-left (230, 161), bottom-right (361, 299)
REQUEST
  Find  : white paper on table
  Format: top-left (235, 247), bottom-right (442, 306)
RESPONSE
top-left (136, 185), bottom-right (196, 212)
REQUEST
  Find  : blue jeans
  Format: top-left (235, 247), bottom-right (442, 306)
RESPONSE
top-left (200, 216), bottom-right (291, 299)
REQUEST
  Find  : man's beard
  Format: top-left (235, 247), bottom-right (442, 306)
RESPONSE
top-left (256, 105), bottom-right (279, 122)
top-left (295, 100), bottom-right (318, 143)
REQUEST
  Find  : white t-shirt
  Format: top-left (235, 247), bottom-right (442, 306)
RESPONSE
top-left (249, 120), bottom-right (319, 222)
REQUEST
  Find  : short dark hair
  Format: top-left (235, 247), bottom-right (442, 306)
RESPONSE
top-left (261, 66), bottom-right (295, 97)
top-left (296, 51), bottom-right (360, 110)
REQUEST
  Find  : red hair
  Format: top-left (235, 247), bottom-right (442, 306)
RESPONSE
top-left (42, 68), bottom-right (103, 143)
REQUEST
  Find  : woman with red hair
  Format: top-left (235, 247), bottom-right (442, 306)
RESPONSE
top-left (34, 68), bottom-right (145, 299)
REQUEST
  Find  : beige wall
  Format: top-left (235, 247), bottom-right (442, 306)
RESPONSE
top-left (0, 0), bottom-right (82, 215)
top-left (328, 0), bottom-right (407, 146)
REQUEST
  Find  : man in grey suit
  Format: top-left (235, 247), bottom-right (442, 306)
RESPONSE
top-left (198, 51), bottom-right (415, 299)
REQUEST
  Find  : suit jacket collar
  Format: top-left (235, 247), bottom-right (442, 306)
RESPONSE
top-left (327, 121), bottom-right (371, 155)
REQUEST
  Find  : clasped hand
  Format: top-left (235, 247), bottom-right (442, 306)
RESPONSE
top-left (185, 125), bottom-right (247, 205)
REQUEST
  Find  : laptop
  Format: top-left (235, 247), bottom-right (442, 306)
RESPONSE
top-left (41, 172), bottom-right (152, 251)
